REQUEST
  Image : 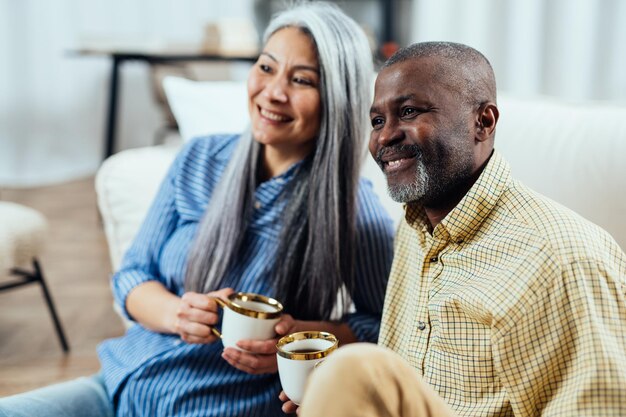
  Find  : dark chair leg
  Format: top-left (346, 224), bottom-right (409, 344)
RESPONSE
top-left (33, 259), bottom-right (70, 353)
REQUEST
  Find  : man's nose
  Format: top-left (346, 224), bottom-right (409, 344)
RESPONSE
top-left (263, 77), bottom-right (288, 102)
top-left (376, 119), bottom-right (404, 146)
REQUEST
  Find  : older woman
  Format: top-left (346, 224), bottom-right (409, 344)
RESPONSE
top-left (0, 3), bottom-right (393, 417)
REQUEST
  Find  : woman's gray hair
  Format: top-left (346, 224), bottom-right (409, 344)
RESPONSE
top-left (185, 2), bottom-right (373, 320)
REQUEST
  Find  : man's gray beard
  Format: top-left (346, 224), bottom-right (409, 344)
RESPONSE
top-left (387, 161), bottom-right (428, 203)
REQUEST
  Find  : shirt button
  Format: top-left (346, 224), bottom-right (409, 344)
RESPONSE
top-left (417, 321), bottom-right (426, 331)
top-left (429, 256), bottom-right (438, 263)
top-left (456, 239), bottom-right (464, 244)
top-left (254, 201), bottom-right (261, 209)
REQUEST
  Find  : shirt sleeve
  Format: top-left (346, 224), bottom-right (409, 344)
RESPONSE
top-left (343, 180), bottom-right (395, 342)
top-left (110, 141), bottom-right (195, 321)
top-left (493, 258), bottom-right (626, 416)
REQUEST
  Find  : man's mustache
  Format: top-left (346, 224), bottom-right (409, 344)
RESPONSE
top-left (375, 144), bottom-right (422, 167)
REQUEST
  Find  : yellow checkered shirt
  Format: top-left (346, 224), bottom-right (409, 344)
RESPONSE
top-left (379, 151), bottom-right (626, 416)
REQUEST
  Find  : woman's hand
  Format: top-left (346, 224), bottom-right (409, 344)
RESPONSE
top-left (279, 391), bottom-right (300, 415)
top-left (221, 314), bottom-right (298, 374)
top-left (175, 287), bottom-right (234, 344)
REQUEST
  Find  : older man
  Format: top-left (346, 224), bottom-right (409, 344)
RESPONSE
top-left (284, 42), bottom-right (626, 416)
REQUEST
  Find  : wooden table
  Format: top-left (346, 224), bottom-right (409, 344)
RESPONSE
top-left (74, 44), bottom-right (257, 160)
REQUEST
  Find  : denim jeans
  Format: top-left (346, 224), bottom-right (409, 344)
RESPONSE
top-left (0, 373), bottom-right (113, 417)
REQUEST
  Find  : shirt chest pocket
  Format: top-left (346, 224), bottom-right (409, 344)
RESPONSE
top-left (425, 302), bottom-right (501, 395)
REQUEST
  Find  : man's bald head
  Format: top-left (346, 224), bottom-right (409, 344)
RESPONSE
top-left (383, 42), bottom-right (497, 108)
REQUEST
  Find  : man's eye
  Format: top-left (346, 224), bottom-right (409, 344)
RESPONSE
top-left (259, 64), bottom-right (271, 73)
top-left (402, 107), bottom-right (417, 117)
top-left (371, 117), bottom-right (384, 128)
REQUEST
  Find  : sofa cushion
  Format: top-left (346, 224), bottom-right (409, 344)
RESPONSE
top-left (162, 76), bottom-right (249, 142)
top-left (496, 95), bottom-right (626, 249)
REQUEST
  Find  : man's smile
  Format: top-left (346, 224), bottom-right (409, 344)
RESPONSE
top-left (376, 145), bottom-right (421, 174)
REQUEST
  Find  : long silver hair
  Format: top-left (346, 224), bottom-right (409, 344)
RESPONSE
top-left (185, 2), bottom-right (373, 320)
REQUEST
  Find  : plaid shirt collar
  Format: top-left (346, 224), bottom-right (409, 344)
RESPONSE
top-left (405, 150), bottom-right (512, 245)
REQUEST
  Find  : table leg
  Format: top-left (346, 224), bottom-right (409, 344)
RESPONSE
top-left (104, 55), bottom-right (121, 160)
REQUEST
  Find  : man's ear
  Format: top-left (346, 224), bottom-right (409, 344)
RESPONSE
top-left (475, 102), bottom-right (499, 142)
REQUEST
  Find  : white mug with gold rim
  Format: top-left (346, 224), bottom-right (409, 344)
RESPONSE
top-left (210, 292), bottom-right (283, 351)
top-left (276, 331), bottom-right (338, 405)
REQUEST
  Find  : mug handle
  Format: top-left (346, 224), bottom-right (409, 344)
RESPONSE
top-left (208, 297), bottom-right (229, 339)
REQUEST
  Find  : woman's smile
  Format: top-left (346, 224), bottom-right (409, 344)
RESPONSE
top-left (258, 106), bottom-right (293, 123)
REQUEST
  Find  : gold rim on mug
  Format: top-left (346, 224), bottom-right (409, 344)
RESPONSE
top-left (213, 292), bottom-right (283, 319)
top-left (276, 331), bottom-right (338, 360)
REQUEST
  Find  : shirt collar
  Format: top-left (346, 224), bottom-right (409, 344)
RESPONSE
top-left (405, 150), bottom-right (512, 244)
top-left (254, 159), bottom-right (305, 206)
top-left (259, 159), bottom-right (304, 187)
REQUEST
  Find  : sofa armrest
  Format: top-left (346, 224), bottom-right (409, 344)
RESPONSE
top-left (95, 143), bottom-right (180, 272)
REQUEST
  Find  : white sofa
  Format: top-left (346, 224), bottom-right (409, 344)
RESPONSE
top-left (96, 79), bottom-right (626, 274)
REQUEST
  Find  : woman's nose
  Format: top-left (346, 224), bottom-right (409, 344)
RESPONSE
top-left (262, 77), bottom-right (288, 102)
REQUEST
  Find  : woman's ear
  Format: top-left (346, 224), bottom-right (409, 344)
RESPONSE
top-left (475, 102), bottom-right (499, 142)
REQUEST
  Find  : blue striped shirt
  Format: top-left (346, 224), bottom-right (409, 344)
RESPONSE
top-left (97, 134), bottom-right (394, 416)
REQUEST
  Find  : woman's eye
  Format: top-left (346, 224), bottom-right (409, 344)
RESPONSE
top-left (259, 64), bottom-right (271, 73)
top-left (293, 77), bottom-right (313, 86)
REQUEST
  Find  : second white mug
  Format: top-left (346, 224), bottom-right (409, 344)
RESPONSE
top-left (276, 331), bottom-right (338, 405)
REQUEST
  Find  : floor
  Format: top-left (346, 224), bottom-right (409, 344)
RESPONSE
top-left (0, 177), bottom-right (126, 396)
